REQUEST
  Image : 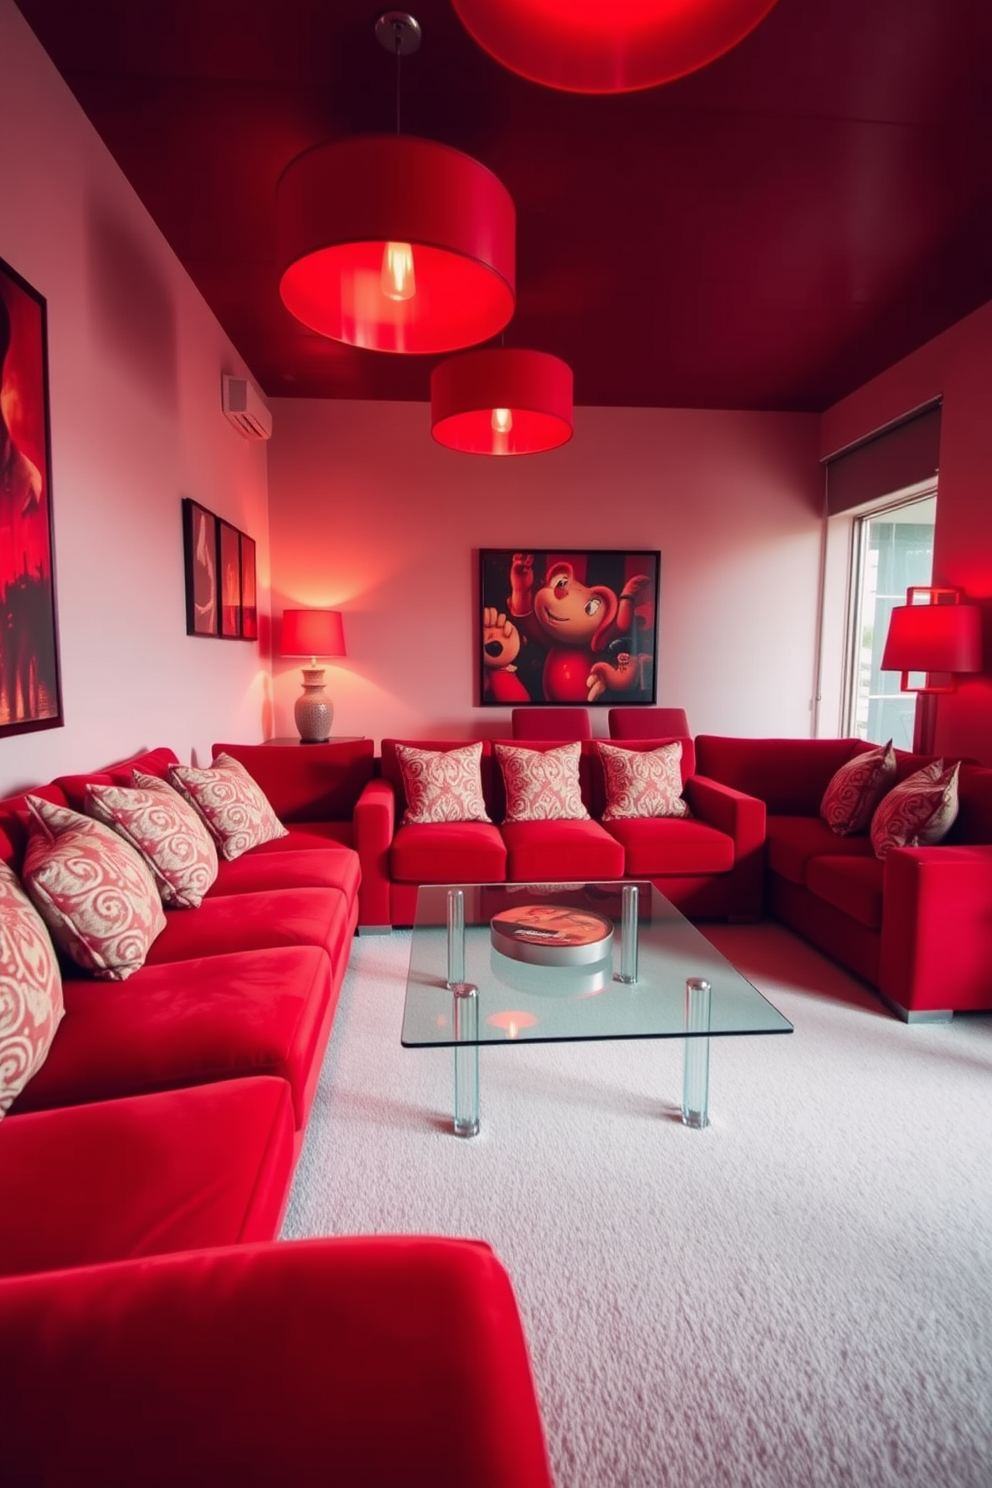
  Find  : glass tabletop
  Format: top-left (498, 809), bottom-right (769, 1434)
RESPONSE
top-left (401, 881), bottom-right (793, 1047)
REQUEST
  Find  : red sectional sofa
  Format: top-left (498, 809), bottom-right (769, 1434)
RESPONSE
top-left (694, 736), bottom-right (992, 1021)
top-left (0, 741), bottom-right (553, 1487)
top-left (353, 734), bottom-right (766, 928)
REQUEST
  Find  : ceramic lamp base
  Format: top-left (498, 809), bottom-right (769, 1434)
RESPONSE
top-left (294, 667), bottom-right (333, 743)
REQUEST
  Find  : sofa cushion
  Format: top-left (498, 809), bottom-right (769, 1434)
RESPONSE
top-left (495, 741), bottom-right (590, 822)
top-left (819, 741), bottom-right (896, 835)
top-left (0, 860), bottom-right (64, 1116)
top-left (766, 815), bottom-right (875, 885)
top-left (597, 740), bottom-right (690, 820)
top-left (806, 855), bottom-right (886, 930)
top-left (395, 742), bottom-right (491, 825)
top-left (211, 739), bottom-right (375, 822)
top-left (168, 754), bottom-right (288, 861)
top-left (53, 748), bottom-right (182, 812)
top-left (21, 798), bottom-right (167, 981)
top-left (208, 842), bottom-right (360, 906)
top-left (870, 760), bottom-right (961, 860)
top-left (85, 773), bottom-right (219, 909)
top-left (391, 822), bottom-right (507, 884)
top-left (501, 819), bottom-right (624, 882)
top-left (602, 817), bottom-right (735, 876)
top-left (0, 1077), bottom-right (295, 1276)
top-left (143, 888), bottom-right (352, 971)
top-left (8, 946), bottom-right (333, 1131)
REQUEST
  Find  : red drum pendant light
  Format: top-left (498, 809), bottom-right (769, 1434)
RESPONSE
top-left (277, 14), bottom-right (516, 354)
top-left (451, 0), bottom-right (782, 94)
top-left (431, 348), bottom-right (573, 456)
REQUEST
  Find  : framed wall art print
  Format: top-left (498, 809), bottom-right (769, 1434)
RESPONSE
top-left (480, 548), bottom-right (660, 707)
top-left (0, 256), bottom-right (63, 738)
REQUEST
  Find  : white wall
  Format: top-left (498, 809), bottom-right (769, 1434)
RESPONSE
top-left (266, 399), bottom-right (823, 743)
top-left (0, 0), bottom-right (272, 796)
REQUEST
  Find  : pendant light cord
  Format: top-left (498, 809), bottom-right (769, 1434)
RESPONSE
top-left (394, 28), bottom-right (402, 134)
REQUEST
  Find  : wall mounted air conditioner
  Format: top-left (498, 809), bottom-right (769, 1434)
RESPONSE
top-left (222, 375), bottom-right (272, 441)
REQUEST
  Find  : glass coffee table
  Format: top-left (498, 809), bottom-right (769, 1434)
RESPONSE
top-left (401, 881), bottom-right (793, 1136)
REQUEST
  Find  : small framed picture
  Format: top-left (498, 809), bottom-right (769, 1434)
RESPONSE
top-left (0, 255), bottom-right (64, 737)
top-left (218, 520), bottom-right (242, 638)
top-left (182, 497), bottom-right (219, 637)
top-left (240, 532), bottom-right (257, 640)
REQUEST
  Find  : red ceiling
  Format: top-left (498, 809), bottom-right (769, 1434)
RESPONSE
top-left (15, 0), bottom-right (992, 411)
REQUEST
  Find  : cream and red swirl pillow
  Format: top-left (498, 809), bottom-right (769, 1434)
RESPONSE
top-left (85, 772), bottom-right (219, 908)
top-left (395, 742), bottom-right (491, 825)
top-left (870, 760), bottom-right (960, 860)
top-left (0, 859), bottom-right (64, 1116)
top-left (495, 741), bottom-right (590, 822)
top-left (597, 740), bottom-right (690, 820)
top-left (168, 753), bottom-right (288, 861)
top-left (820, 742), bottom-right (895, 835)
top-left (21, 797), bottom-right (167, 981)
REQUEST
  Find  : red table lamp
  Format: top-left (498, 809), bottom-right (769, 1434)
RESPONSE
top-left (281, 609), bottom-right (346, 743)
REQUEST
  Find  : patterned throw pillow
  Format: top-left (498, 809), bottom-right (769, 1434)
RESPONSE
top-left (598, 740), bottom-right (690, 821)
top-left (495, 741), bottom-right (590, 823)
top-left (395, 742), bottom-right (491, 825)
top-left (21, 797), bottom-right (167, 981)
top-left (870, 760), bottom-right (961, 860)
top-left (168, 753), bottom-right (288, 862)
top-left (85, 772), bottom-right (219, 908)
top-left (820, 741), bottom-right (896, 835)
top-left (0, 859), bottom-right (64, 1116)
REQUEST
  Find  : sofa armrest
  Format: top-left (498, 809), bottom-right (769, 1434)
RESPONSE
top-left (0, 1236), bottom-right (554, 1488)
top-left (353, 777), bottom-right (396, 928)
top-left (880, 845), bottom-right (992, 1016)
top-left (684, 775), bottom-right (766, 859)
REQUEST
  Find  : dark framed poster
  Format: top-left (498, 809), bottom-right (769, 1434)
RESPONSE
top-left (239, 533), bottom-right (257, 640)
top-left (182, 498), bottom-right (219, 636)
top-left (479, 548), bottom-right (660, 706)
top-left (218, 520), bottom-right (242, 638)
top-left (0, 257), bottom-right (63, 738)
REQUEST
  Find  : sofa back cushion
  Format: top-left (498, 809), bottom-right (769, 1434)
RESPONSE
top-left (381, 740), bottom-right (497, 820)
top-left (0, 786), bottom-right (71, 872)
top-left (694, 736), bottom-right (867, 814)
top-left (53, 748), bottom-right (181, 812)
top-left (211, 740), bottom-right (374, 823)
top-left (946, 765), bottom-right (992, 844)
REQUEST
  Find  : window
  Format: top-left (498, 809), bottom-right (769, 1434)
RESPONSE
top-left (843, 493), bottom-right (936, 747)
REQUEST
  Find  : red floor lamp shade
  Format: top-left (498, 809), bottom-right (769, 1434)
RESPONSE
top-left (281, 609), bottom-right (346, 743)
top-left (276, 135), bottom-right (516, 354)
top-left (431, 348), bottom-right (573, 455)
top-left (880, 588), bottom-right (983, 695)
top-left (451, 0), bottom-right (781, 94)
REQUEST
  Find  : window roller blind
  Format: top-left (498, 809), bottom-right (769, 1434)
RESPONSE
top-left (825, 403), bottom-right (941, 515)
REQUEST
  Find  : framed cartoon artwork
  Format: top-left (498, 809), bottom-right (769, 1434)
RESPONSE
top-left (0, 257), bottom-right (63, 738)
top-left (218, 520), bottom-right (242, 638)
top-left (183, 498), bottom-right (219, 637)
top-left (479, 548), bottom-right (660, 707)
top-left (240, 533), bottom-right (257, 640)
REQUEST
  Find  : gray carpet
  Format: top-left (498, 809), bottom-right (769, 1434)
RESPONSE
top-left (282, 921), bottom-right (992, 1488)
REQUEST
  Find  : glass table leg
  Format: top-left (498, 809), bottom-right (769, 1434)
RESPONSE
top-left (617, 882), bottom-right (639, 984)
top-left (452, 981), bottom-right (480, 1138)
top-left (446, 888), bottom-right (465, 988)
top-left (682, 976), bottom-right (712, 1129)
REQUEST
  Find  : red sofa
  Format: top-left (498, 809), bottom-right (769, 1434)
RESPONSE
top-left (0, 742), bottom-right (553, 1487)
top-left (353, 734), bottom-right (766, 929)
top-left (694, 736), bottom-right (992, 1020)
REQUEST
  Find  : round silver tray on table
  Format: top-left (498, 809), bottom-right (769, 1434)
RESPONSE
top-left (490, 905), bottom-right (614, 967)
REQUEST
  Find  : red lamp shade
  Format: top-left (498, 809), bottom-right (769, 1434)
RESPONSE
top-left (276, 135), bottom-right (516, 354)
top-left (281, 609), bottom-right (346, 659)
top-left (431, 349), bottom-right (573, 456)
top-left (451, 0), bottom-right (781, 95)
top-left (881, 588), bottom-right (982, 693)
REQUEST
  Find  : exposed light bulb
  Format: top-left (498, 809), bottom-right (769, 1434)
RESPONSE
top-left (381, 241), bottom-right (416, 301)
top-left (491, 407), bottom-right (513, 434)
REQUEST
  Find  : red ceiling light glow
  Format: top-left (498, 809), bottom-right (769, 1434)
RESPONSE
top-left (431, 348), bottom-right (573, 456)
top-left (276, 133), bottom-right (516, 354)
top-left (452, 0), bottom-right (781, 94)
